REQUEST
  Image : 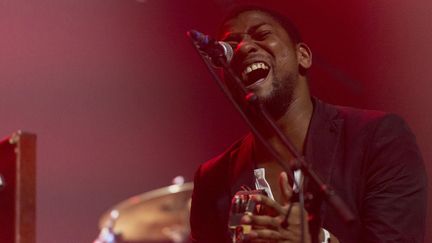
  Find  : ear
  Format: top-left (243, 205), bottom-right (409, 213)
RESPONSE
top-left (296, 43), bottom-right (312, 70)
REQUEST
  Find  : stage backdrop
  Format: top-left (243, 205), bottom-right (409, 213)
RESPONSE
top-left (0, 0), bottom-right (430, 242)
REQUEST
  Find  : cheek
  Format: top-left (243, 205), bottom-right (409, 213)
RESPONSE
top-left (268, 41), bottom-right (297, 65)
top-left (278, 49), bottom-right (299, 75)
top-left (280, 47), bottom-right (297, 63)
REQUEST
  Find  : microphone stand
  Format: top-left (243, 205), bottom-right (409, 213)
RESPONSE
top-left (189, 36), bottom-right (355, 243)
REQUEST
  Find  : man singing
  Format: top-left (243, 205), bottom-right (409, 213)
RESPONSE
top-left (190, 5), bottom-right (427, 243)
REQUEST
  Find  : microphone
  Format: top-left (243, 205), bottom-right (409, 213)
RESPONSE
top-left (187, 30), bottom-right (233, 67)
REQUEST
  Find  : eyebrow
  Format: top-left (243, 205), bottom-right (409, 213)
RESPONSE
top-left (221, 23), bottom-right (269, 42)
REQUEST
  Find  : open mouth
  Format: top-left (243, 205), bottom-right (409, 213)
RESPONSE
top-left (242, 62), bottom-right (270, 87)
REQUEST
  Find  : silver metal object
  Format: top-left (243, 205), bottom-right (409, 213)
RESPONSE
top-left (0, 174), bottom-right (4, 189)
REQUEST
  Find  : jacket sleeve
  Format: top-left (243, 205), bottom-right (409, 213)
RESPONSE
top-left (361, 114), bottom-right (427, 243)
top-left (189, 163), bottom-right (231, 243)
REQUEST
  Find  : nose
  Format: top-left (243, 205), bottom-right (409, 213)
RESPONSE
top-left (235, 35), bottom-right (258, 57)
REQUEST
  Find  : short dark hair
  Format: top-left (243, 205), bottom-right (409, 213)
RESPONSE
top-left (219, 5), bottom-right (303, 44)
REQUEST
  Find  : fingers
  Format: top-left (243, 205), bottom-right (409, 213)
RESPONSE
top-left (247, 171), bottom-right (293, 215)
top-left (235, 174), bottom-right (311, 243)
top-left (244, 226), bottom-right (301, 242)
top-left (246, 228), bottom-right (283, 241)
top-left (240, 206), bottom-right (305, 231)
top-left (243, 202), bottom-right (304, 229)
top-left (284, 202), bottom-right (308, 225)
top-left (279, 171), bottom-right (293, 204)
top-left (241, 214), bottom-right (283, 229)
top-left (242, 211), bottom-right (311, 243)
top-left (239, 202), bottom-right (311, 243)
top-left (249, 193), bottom-right (286, 216)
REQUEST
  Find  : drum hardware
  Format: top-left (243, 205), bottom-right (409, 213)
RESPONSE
top-left (95, 179), bottom-right (193, 243)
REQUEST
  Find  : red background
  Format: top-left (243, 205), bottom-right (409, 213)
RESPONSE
top-left (0, 0), bottom-right (430, 242)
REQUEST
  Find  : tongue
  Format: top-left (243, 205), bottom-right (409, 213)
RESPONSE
top-left (248, 78), bottom-right (265, 87)
top-left (246, 68), bottom-right (269, 86)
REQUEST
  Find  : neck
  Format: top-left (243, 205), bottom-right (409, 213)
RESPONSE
top-left (254, 80), bottom-right (313, 162)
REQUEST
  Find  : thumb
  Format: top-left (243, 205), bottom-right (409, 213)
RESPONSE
top-left (279, 171), bottom-right (293, 204)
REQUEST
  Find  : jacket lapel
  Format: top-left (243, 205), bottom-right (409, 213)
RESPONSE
top-left (305, 98), bottom-right (344, 191)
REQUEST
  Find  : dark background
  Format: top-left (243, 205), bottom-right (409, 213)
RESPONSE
top-left (0, 0), bottom-right (430, 242)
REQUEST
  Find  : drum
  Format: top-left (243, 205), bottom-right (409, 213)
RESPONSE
top-left (97, 182), bottom-right (193, 243)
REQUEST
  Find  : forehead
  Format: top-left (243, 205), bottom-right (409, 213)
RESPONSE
top-left (220, 10), bottom-right (284, 38)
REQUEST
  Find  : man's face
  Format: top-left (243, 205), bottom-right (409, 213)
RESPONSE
top-left (221, 10), bottom-right (303, 118)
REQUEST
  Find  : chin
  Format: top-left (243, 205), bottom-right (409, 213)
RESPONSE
top-left (260, 84), bottom-right (294, 119)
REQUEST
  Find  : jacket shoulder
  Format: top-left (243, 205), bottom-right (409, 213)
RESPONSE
top-left (197, 134), bottom-right (252, 179)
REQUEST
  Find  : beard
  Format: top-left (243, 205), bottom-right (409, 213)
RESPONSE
top-left (260, 72), bottom-right (297, 120)
top-left (223, 69), bottom-right (297, 121)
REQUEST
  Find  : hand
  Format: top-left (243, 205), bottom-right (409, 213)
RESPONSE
top-left (240, 172), bottom-right (311, 243)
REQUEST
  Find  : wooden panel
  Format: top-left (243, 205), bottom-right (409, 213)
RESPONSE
top-left (0, 131), bottom-right (36, 243)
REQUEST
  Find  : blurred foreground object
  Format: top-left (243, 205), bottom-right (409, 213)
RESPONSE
top-left (0, 131), bottom-right (36, 243)
top-left (98, 182), bottom-right (193, 243)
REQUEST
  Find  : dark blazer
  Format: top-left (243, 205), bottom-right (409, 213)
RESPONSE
top-left (190, 98), bottom-right (427, 243)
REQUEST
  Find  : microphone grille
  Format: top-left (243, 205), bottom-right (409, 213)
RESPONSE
top-left (218, 41), bottom-right (234, 64)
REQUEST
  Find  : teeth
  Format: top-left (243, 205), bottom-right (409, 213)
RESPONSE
top-left (243, 62), bottom-right (269, 75)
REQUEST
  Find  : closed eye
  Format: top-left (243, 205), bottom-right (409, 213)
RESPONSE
top-left (253, 31), bottom-right (271, 41)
